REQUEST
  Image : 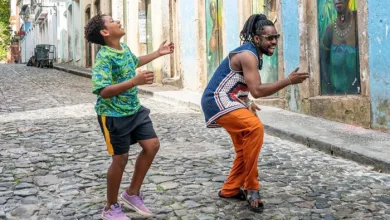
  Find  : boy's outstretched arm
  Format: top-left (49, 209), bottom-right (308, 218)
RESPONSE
top-left (137, 40), bottom-right (174, 67)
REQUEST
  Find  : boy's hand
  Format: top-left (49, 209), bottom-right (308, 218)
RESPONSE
top-left (133, 70), bottom-right (154, 86)
top-left (157, 40), bottom-right (175, 56)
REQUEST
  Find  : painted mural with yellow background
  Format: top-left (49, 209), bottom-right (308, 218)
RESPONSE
top-left (318, 0), bottom-right (360, 95)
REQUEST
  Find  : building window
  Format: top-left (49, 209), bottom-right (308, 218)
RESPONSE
top-left (318, 0), bottom-right (360, 95)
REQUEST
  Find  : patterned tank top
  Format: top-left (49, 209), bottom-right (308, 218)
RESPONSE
top-left (201, 42), bottom-right (259, 128)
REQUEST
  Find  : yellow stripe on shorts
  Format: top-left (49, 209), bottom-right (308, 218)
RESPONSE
top-left (101, 116), bottom-right (114, 155)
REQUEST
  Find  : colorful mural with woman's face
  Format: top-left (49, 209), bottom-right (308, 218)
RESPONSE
top-left (318, 0), bottom-right (360, 95)
top-left (334, 0), bottom-right (348, 13)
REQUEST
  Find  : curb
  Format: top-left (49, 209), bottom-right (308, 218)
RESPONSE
top-left (262, 125), bottom-right (388, 173)
top-left (54, 65), bottom-right (92, 79)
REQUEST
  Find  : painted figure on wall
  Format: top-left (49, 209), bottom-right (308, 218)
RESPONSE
top-left (319, 0), bottom-right (360, 95)
top-left (206, 0), bottom-right (223, 81)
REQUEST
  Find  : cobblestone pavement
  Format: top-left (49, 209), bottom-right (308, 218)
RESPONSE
top-left (0, 64), bottom-right (390, 220)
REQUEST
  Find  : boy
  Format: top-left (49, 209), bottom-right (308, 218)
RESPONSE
top-left (84, 13), bottom-right (174, 220)
top-left (201, 14), bottom-right (309, 212)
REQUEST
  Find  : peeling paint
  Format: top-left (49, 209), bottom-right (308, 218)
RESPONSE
top-left (223, 1), bottom-right (239, 53)
top-left (180, 0), bottom-right (198, 91)
top-left (377, 99), bottom-right (390, 114)
top-left (373, 72), bottom-right (390, 86)
top-left (369, 1), bottom-right (390, 130)
top-left (377, 37), bottom-right (382, 45)
top-left (282, 0), bottom-right (300, 112)
top-left (377, 116), bottom-right (387, 126)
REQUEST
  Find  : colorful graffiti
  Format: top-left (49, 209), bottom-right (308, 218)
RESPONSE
top-left (318, 0), bottom-right (360, 95)
top-left (206, 0), bottom-right (223, 81)
top-left (251, 0), bottom-right (278, 96)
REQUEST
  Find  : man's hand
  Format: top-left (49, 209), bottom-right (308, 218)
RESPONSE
top-left (248, 103), bottom-right (261, 116)
top-left (287, 67), bottom-right (309, 85)
top-left (156, 40), bottom-right (175, 56)
top-left (132, 70), bottom-right (154, 86)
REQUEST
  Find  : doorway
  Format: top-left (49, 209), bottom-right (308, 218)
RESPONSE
top-left (85, 6), bottom-right (92, 67)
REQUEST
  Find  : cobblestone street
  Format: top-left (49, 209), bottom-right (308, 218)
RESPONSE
top-left (0, 64), bottom-right (389, 220)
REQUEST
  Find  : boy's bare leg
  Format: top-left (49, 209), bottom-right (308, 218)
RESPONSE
top-left (106, 153), bottom-right (128, 210)
top-left (127, 138), bottom-right (160, 195)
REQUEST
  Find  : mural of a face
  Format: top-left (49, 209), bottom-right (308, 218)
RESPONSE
top-left (333, 0), bottom-right (349, 13)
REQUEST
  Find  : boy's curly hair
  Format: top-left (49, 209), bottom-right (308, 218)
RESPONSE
top-left (85, 13), bottom-right (106, 45)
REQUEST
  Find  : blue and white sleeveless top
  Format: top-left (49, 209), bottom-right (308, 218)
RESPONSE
top-left (201, 42), bottom-right (259, 128)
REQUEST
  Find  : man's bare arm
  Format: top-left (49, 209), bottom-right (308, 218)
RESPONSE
top-left (239, 52), bottom-right (309, 98)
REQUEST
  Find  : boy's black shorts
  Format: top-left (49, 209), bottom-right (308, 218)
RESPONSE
top-left (97, 106), bottom-right (157, 155)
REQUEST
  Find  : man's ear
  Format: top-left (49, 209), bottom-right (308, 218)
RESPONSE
top-left (100, 29), bottom-right (109, 37)
top-left (253, 35), bottom-right (260, 45)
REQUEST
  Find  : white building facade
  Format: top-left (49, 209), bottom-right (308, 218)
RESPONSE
top-left (18, 0), bottom-right (82, 65)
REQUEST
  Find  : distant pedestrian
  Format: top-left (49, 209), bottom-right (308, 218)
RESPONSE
top-left (201, 14), bottom-right (309, 212)
top-left (84, 13), bottom-right (174, 220)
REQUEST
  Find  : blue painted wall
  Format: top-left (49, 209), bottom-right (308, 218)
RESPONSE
top-left (368, 1), bottom-right (390, 129)
top-left (179, 0), bottom-right (198, 91)
top-left (281, 0), bottom-right (300, 112)
top-left (223, 1), bottom-right (239, 53)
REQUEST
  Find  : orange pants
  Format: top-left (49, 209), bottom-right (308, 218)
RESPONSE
top-left (216, 108), bottom-right (264, 197)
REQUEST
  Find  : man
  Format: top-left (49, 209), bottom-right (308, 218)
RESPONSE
top-left (201, 14), bottom-right (309, 212)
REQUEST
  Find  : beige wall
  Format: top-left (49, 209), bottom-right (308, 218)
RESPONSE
top-left (124, 0), bottom-right (175, 85)
top-left (81, 0), bottom-right (91, 67)
top-left (124, 0), bottom-right (139, 56)
top-left (150, 0), bottom-right (170, 83)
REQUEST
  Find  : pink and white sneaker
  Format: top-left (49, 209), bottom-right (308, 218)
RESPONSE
top-left (101, 203), bottom-right (130, 220)
top-left (120, 191), bottom-right (153, 217)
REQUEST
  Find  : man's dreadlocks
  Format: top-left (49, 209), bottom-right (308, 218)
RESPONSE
top-left (240, 14), bottom-right (274, 43)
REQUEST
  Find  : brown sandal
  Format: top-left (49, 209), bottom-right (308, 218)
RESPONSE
top-left (244, 190), bottom-right (264, 213)
top-left (218, 189), bottom-right (246, 201)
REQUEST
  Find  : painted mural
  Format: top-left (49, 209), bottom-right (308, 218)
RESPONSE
top-left (318, 0), bottom-right (360, 95)
top-left (252, 0), bottom-right (278, 96)
top-left (206, 0), bottom-right (223, 81)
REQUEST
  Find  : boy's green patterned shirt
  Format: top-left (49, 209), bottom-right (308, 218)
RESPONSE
top-left (92, 43), bottom-right (141, 117)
